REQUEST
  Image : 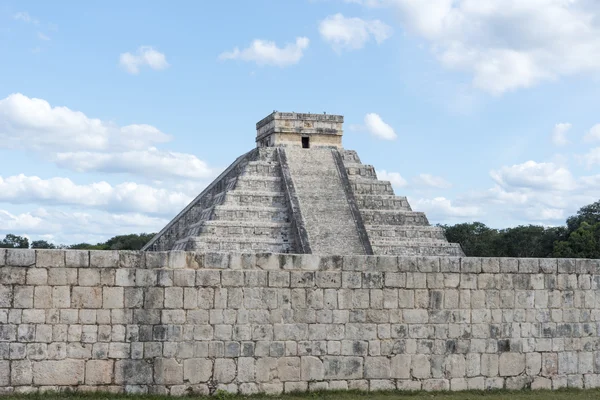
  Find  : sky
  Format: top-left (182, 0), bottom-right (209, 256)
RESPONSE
top-left (1, 0), bottom-right (600, 245)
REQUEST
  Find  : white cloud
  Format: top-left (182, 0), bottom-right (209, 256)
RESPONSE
top-left (584, 124), bottom-right (600, 143)
top-left (579, 147), bottom-right (600, 169)
top-left (490, 160), bottom-right (577, 191)
top-left (0, 93), bottom-right (171, 152)
top-left (364, 113), bottom-right (397, 140)
top-left (319, 13), bottom-right (392, 52)
top-left (351, 0), bottom-right (600, 94)
top-left (219, 37), bottom-right (309, 67)
top-left (0, 174), bottom-right (192, 215)
top-left (0, 207), bottom-right (168, 244)
top-left (53, 148), bottom-right (216, 180)
top-left (37, 32), bottom-right (50, 41)
top-left (376, 170), bottom-right (407, 188)
top-left (551, 123), bottom-right (571, 146)
top-left (119, 46), bottom-right (169, 74)
top-left (411, 197), bottom-right (482, 219)
top-left (413, 173), bottom-right (452, 189)
top-left (13, 12), bottom-right (37, 24)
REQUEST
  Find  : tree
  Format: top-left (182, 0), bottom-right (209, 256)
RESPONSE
top-left (31, 240), bottom-right (56, 249)
top-left (103, 233), bottom-right (155, 250)
top-left (553, 222), bottom-right (600, 259)
top-left (566, 200), bottom-right (600, 233)
top-left (0, 234), bottom-right (29, 249)
top-left (439, 222), bottom-right (500, 257)
top-left (497, 225), bottom-right (563, 258)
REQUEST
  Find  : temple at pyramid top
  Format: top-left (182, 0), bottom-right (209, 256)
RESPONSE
top-left (143, 111), bottom-right (464, 256)
top-left (256, 112), bottom-right (344, 148)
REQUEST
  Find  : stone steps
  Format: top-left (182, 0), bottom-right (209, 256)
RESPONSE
top-left (355, 194), bottom-right (412, 210)
top-left (344, 163), bottom-right (377, 179)
top-left (244, 161), bottom-right (281, 177)
top-left (234, 176), bottom-right (284, 192)
top-left (366, 225), bottom-right (447, 240)
top-left (372, 242), bottom-right (464, 256)
top-left (211, 205), bottom-right (290, 222)
top-left (360, 210), bottom-right (430, 226)
top-left (180, 236), bottom-right (294, 252)
top-left (193, 220), bottom-right (292, 239)
top-left (222, 190), bottom-right (286, 207)
top-left (349, 177), bottom-right (395, 195)
top-left (283, 147), bottom-right (365, 255)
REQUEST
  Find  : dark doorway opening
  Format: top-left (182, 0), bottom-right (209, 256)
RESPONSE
top-left (302, 137), bottom-right (310, 148)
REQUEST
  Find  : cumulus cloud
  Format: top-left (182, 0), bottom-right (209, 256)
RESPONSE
top-left (219, 37), bottom-right (309, 67)
top-left (364, 113), bottom-right (397, 140)
top-left (0, 207), bottom-right (168, 244)
top-left (490, 161), bottom-right (577, 191)
top-left (0, 174), bottom-right (192, 215)
top-left (552, 123), bottom-right (571, 147)
top-left (413, 173), bottom-right (452, 189)
top-left (411, 197), bottom-right (482, 219)
top-left (579, 147), bottom-right (600, 169)
top-left (53, 148), bottom-right (216, 180)
top-left (319, 13), bottom-right (392, 51)
top-left (584, 124), bottom-right (600, 143)
top-left (0, 93), bottom-right (171, 152)
top-left (351, 0), bottom-right (600, 94)
top-left (376, 170), bottom-right (407, 188)
top-left (119, 46), bottom-right (170, 74)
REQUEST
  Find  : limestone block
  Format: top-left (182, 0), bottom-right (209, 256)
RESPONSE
top-left (136, 269), bottom-right (157, 286)
top-left (154, 358), bottom-right (183, 385)
top-left (365, 357), bottom-right (391, 379)
top-left (11, 360), bottom-right (32, 385)
top-left (0, 268), bottom-right (26, 285)
top-left (389, 354), bottom-right (410, 379)
top-left (423, 379), bottom-right (450, 391)
top-left (205, 253), bottom-right (230, 269)
top-left (115, 269), bottom-right (135, 287)
top-left (214, 358), bottom-right (236, 383)
top-left (66, 250), bottom-right (89, 268)
top-left (36, 250), bottom-right (65, 268)
top-left (285, 381), bottom-right (308, 393)
top-left (277, 357), bottom-right (300, 381)
top-left (558, 351), bottom-right (578, 375)
top-left (239, 383), bottom-right (259, 395)
top-left (26, 268), bottom-right (47, 285)
top-left (269, 271), bottom-right (290, 287)
top-left (183, 358), bottom-right (212, 384)
top-left (164, 287), bottom-right (183, 309)
top-left (237, 357), bottom-right (255, 382)
top-left (90, 250), bottom-right (119, 268)
top-left (222, 271), bottom-right (244, 287)
top-left (506, 376), bottom-right (531, 390)
top-left (316, 271), bottom-right (342, 288)
top-left (52, 286), bottom-right (70, 308)
top-left (33, 360), bottom-right (85, 385)
top-left (411, 354), bottom-right (431, 379)
top-left (48, 268), bottom-right (77, 285)
top-left (72, 287), bottom-right (102, 308)
top-left (196, 270), bottom-right (220, 287)
top-left (115, 360), bottom-right (153, 384)
top-left (444, 354), bottom-right (466, 378)
top-left (260, 382), bottom-right (284, 395)
top-left (323, 356), bottom-right (363, 379)
top-left (540, 258), bottom-right (557, 273)
top-left (461, 258), bottom-right (482, 273)
top-left (481, 354), bottom-right (498, 377)
top-left (13, 286), bottom-right (33, 308)
top-left (499, 353), bottom-right (525, 376)
top-left (143, 251), bottom-right (167, 268)
top-left (85, 360), bottom-right (113, 384)
top-left (403, 310), bottom-right (428, 324)
top-left (6, 249), bottom-right (35, 267)
top-left (0, 249), bottom-right (4, 266)
top-left (532, 376), bottom-right (552, 390)
top-left (174, 270), bottom-right (195, 287)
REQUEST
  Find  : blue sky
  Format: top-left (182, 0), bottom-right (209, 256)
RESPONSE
top-left (1, 0), bottom-right (600, 244)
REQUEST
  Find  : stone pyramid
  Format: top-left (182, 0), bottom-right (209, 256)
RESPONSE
top-left (143, 112), bottom-right (464, 256)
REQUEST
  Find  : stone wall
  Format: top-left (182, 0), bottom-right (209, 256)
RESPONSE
top-left (1, 249), bottom-right (600, 394)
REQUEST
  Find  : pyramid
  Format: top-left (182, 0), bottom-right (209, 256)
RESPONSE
top-left (143, 112), bottom-right (464, 256)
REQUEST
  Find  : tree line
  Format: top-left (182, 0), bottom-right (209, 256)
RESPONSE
top-left (439, 199), bottom-right (600, 258)
top-left (0, 233), bottom-right (156, 251)
top-left (1, 199), bottom-right (598, 257)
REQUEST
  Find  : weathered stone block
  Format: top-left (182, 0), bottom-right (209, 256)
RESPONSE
top-left (214, 358), bottom-right (236, 383)
top-left (33, 360), bottom-right (84, 385)
top-left (36, 250), bottom-right (65, 268)
top-left (115, 360), bottom-right (153, 384)
top-left (183, 358), bottom-right (212, 384)
top-left (66, 250), bottom-right (89, 268)
top-left (323, 356), bottom-right (363, 379)
top-left (6, 250), bottom-right (35, 267)
top-left (499, 353), bottom-right (525, 377)
top-left (86, 360), bottom-right (113, 384)
top-left (11, 360), bottom-right (32, 385)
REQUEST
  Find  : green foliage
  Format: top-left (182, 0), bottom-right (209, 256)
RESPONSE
top-left (31, 240), bottom-right (57, 249)
top-left (66, 233), bottom-right (156, 250)
top-left (440, 200), bottom-right (599, 258)
top-left (0, 234), bottom-right (29, 249)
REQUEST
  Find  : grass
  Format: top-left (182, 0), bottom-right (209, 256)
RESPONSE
top-left (5, 389), bottom-right (600, 400)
